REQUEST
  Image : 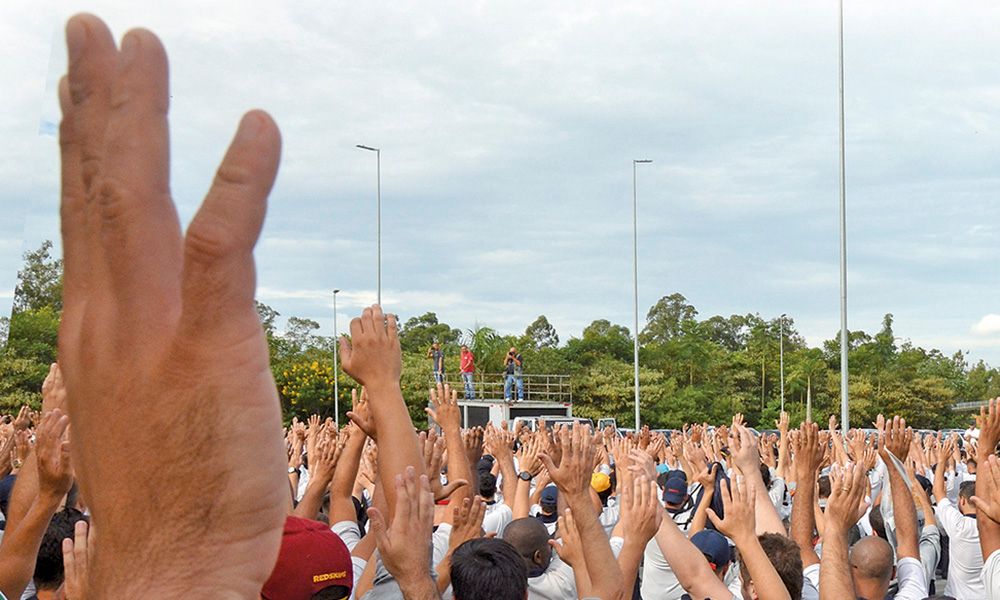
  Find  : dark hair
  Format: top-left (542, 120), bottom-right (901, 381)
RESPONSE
top-left (311, 586), bottom-right (350, 599)
top-left (868, 505), bottom-right (886, 538)
top-left (479, 473), bottom-right (498, 498)
top-left (451, 538), bottom-right (528, 600)
top-left (34, 508), bottom-right (89, 590)
top-left (759, 464), bottom-right (773, 489)
top-left (751, 533), bottom-right (803, 600)
top-left (817, 476), bottom-right (831, 500)
top-left (959, 480), bottom-right (976, 502)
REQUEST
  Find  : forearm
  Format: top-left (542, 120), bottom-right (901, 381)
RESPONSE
top-left (616, 541), bottom-right (645, 598)
top-left (513, 478), bottom-right (532, 518)
top-left (566, 492), bottom-right (623, 595)
top-left (369, 381), bottom-right (423, 515)
top-left (292, 475), bottom-right (330, 520)
top-left (497, 454), bottom-right (517, 506)
top-left (886, 464), bottom-right (919, 559)
top-left (932, 462), bottom-right (947, 503)
top-left (791, 469), bottom-right (820, 566)
top-left (977, 461), bottom-right (1000, 557)
top-left (0, 493), bottom-right (63, 599)
top-left (819, 529), bottom-right (854, 599)
top-left (747, 471), bottom-right (785, 535)
top-left (734, 534), bottom-right (792, 600)
top-left (443, 427), bottom-right (472, 506)
top-left (330, 435), bottom-right (365, 523)
top-left (688, 489), bottom-right (713, 534)
top-left (396, 575), bottom-right (442, 600)
top-left (654, 519), bottom-right (730, 599)
top-left (5, 453), bottom-right (39, 532)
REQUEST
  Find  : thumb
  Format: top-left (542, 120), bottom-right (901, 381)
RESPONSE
top-left (538, 452), bottom-right (556, 474)
top-left (437, 479), bottom-right (469, 501)
top-left (706, 508), bottom-right (722, 529)
top-left (547, 539), bottom-right (564, 557)
top-left (338, 337), bottom-right (352, 367)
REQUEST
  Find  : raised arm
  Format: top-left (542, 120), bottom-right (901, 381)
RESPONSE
top-left (973, 398), bottom-right (1000, 559)
top-left (790, 422), bottom-right (823, 568)
top-left (615, 475), bottom-right (663, 597)
top-left (653, 515), bottom-right (732, 599)
top-left (427, 384), bottom-right (473, 509)
top-left (731, 425), bottom-right (785, 535)
top-left (708, 479), bottom-right (791, 600)
top-left (341, 304), bottom-right (424, 519)
top-left (882, 416), bottom-right (920, 560)
top-left (540, 422), bottom-right (624, 600)
top-left (819, 462), bottom-right (867, 599)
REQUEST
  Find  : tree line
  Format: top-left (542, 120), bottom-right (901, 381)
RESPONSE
top-left (3, 242), bottom-right (997, 429)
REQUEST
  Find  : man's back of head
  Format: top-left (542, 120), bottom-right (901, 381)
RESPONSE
top-left (849, 536), bottom-right (894, 594)
top-left (741, 533), bottom-right (803, 600)
top-left (451, 538), bottom-right (528, 600)
top-left (503, 517), bottom-right (552, 571)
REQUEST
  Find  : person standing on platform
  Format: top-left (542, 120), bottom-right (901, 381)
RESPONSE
top-left (460, 345), bottom-right (476, 400)
top-left (427, 342), bottom-right (445, 383)
top-left (503, 347), bottom-right (524, 403)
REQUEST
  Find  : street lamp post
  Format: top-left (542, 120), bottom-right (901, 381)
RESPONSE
top-left (333, 289), bottom-right (341, 427)
top-left (356, 145), bottom-right (382, 305)
top-left (837, 0), bottom-right (850, 435)
top-left (779, 314), bottom-right (786, 414)
top-left (632, 159), bottom-right (652, 430)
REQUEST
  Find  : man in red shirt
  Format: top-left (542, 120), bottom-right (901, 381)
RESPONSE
top-left (460, 345), bottom-right (476, 400)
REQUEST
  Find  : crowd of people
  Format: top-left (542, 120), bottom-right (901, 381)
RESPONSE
top-left (1, 11), bottom-right (995, 600)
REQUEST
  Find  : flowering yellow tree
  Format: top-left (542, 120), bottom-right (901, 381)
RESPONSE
top-left (277, 358), bottom-right (337, 418)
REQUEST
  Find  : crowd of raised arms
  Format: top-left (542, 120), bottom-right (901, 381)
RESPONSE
top-left (0, 11), bottom-right (996, 600)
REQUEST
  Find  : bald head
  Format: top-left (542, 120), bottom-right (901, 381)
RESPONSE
top-left (849, 536), bottom-right (894, 582)
top-left (503, 518), bottom-right (551, 569)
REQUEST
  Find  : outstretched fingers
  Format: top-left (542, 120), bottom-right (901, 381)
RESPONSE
top-left (180, 111), bottom-right (281, 336)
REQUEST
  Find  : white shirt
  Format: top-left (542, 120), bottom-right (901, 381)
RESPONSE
top-left (483, 501), bottom-right (513, 537)
top-left (982, 548), bottom-right (1000, 600)
top-left (893, 556), bottom-right (929, 600)
top-left (639, 506), bottom-right (701, 600)
top-left (599, 504), bottom-right (620, 536)
top-left (934, 498), bottom-right (985, 599)
top-left (528, 554), bottom-right (577, 600)
top-left (917, 523), bottom-right (941, 589)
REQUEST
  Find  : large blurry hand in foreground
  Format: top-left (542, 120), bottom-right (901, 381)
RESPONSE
top-left (57, 14), bottom-right (286, 598)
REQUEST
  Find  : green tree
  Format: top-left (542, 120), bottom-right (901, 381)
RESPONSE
top-left (398, 312), bottom-right (461, 354)
top-left (640, 293), bottom-right (698, 344)
top-left (13, 240), bottom-right (63, 313)
top-left (524, 315), bottom-right (559, 349)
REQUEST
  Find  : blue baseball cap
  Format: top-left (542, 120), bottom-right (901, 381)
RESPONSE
top-left (540, 485), bottom-right (558, 506)
top-left (690, 530), bottom-right (731, 571)
top-left (662, 471), bottom-right (688, 506)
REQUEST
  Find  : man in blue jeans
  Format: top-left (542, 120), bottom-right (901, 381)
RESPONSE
top-left (503, 346), bottom-right (524, 403)
top-left (460, 345), bottom-right (476, 400)
top-left (427, 343), bottom-right (445, 383)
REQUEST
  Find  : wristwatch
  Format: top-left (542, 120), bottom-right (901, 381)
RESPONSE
top-left (12, 458), bottom-right (23, 470)
top-left (518, 471), bottom-right (532, 482)
top-left (288, 466), bottom-right (298, 474)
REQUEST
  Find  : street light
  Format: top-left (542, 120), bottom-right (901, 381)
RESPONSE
top-left (632, 159), bottom-right (652, 430)
top-left (356, 145), bottom-right (382, 305)
top-left (333, 289), bottom-right (341, 427)
top-left (779, 313), bottom-right (786, 414)
top-left (837, 0), bottom-right (850, 434)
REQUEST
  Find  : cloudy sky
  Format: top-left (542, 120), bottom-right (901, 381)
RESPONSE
top-left (3, 0), bottom-right (999, 364)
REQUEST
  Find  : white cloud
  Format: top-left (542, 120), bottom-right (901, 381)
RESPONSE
top-left (972, 315), bottom-right (1000, 337)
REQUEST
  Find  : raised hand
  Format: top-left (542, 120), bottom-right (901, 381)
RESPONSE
top-left (12, 406), bottom-right (30, 433)
top-left (825, 462), bottom-right (868, 534)
top-left (449, 496), bottom-right (487, 550)
top-left (56, 14), bottom-right (291, 597)
top-left (539, 422), bottom-right (595, 497)
top-left (346, 387), bottom-right (376, 441)
top-left (426, 383), bottom-right (461, 431)
top-left (550, 509), bottom-right (586, 568)
top-left (880, 416), bottom-right (912, 462)
top-left (516, 433), bottom-right (544, 477)
top-left (35, 409), bottom-right (74, 500)
top-left (366, 467), bottom-right (438, 596)
top-left (971, 454), bottom-right (1000, 524)
top-left (339, 305), bottom-right (402, 390)
top-left (619, 475), bottom-right (663, 544)
top-left (707, 478), bottom-right (756, 545)
top-left (62, 520), bottom-right (91, 600)
top-left (977, 397), bottom-right (1000, 455)
top-left (41, 363), bottom-right (68, 414)
top-left (730, 425), bottom-right (760, 476)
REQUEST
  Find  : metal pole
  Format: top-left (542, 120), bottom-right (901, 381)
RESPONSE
top-left (356, 145), bottom-right (382, 305)
top-left (631, 159), bottom-right (651, 429)
top-left (376, 149), bottom-right (381, 306)
top-left (633, 161), bottom-right (640, 430)
top-left (333, 289), bottom-right (340, 427)
top-left (837, 0), bottom-right (850, 435)
top-left (779, 317), bottom-right (784, 412)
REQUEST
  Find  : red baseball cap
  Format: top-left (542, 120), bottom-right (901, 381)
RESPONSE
top-left (262, 516), bottom-right (353, 600)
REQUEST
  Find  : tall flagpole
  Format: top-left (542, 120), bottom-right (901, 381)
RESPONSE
top-left (838, 0), bottom-right (850, 435)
